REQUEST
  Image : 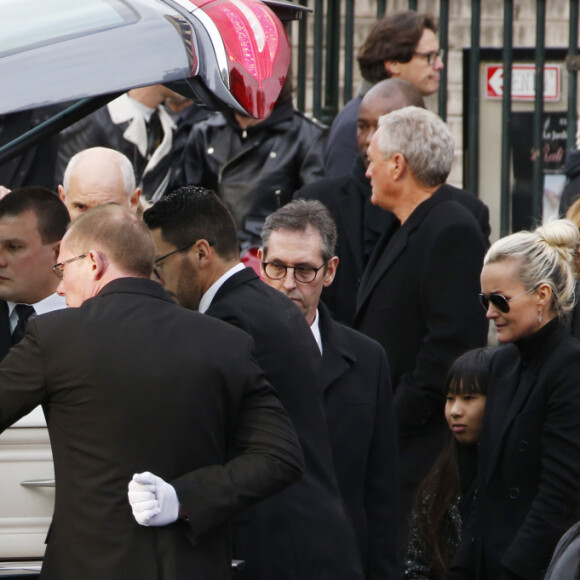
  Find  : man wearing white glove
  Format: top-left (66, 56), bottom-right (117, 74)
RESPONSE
top-left (0, 205), bottom-right (303, 580)
top-left (128, 471), bottom-right (180, 527)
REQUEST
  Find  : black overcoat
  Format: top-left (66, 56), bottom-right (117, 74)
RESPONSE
top-left (318, 302), bottom-right (399, 579)
top-left (0, 277), bottom-right (303, 580)
top-left (295, 164), bottom-right (491, 326)
top-left (450, 321), bottom-right (580, 579)
top-left (206, 268), bottom-right (365, 580)
top-left (353, 189), bottom-right (488, 520)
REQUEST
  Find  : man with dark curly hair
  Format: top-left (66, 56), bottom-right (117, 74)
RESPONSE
top-left (325, 10), bottom-right (443, 178)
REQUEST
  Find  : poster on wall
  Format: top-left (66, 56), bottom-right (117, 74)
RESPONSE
top-left (510, 111), bottom-right (567, 231)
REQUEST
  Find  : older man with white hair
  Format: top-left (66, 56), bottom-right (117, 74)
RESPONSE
top-left (58, 147), bottom-right (141, 220)
top-left (353, 106), bottom-right (488, 547)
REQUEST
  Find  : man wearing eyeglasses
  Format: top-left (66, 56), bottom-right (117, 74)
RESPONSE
top-left (325, 10), bottom-right (444, 179)
top-left (258, 198), bottom-right (399, 580)
top-left (0, 203), bottom-right (304, 580)
top-left (143, 186), bottom-right (367, 580)
top-left (0, 186), bottom-right (70, 361)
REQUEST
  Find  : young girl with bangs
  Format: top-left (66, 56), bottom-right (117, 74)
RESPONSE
top-left (403, 347), bottom-right (494, 579)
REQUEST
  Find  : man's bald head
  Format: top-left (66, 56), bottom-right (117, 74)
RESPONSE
top-left (357, 79), bottom-right (426, 167)
top-left (364, 78), bottom-right (425, 109)
top-left (58, 147), bottom-right (141, 220)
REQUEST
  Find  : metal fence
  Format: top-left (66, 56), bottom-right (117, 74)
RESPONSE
top-left (293, 0), bottom-right (580, 237)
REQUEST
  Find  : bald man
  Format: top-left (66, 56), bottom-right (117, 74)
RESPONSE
top-left (58, 147), bottom-right (141, 220)
top-left (294, 79), bottom-right (425, 325)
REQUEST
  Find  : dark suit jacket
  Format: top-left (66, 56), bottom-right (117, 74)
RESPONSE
top-left (0, 301), bottom-right (11, 361)
top-left (353, 189), bottom-right (488, 513)
top-left (0, 278), bottom-right (303, 580)
top-left (323, 95), bottom-right (362, 179)
top-left (206, 268), bottom-right (365, 580)
top-left (318, 303), bottom-right (399, 579)
top-left (295, 163), bottom-right (491, 326)
top-left (450, 321), bottom-right (580, 580)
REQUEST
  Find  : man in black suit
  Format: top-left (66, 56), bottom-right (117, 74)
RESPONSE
top-left (0, 187), bottom-right (70, 565)
top-left (295, 78), bottom-right (490, 326)
top-left (143, 187), bottom-right (365, 580)
top-left (354, 106), bottom-right (488, 545)
top-left (0, 204), bottom-right (303, 580)
top-left (0, 187), bottom-right (70, 361)
top-left (258, 198), bottom-right (399, 579)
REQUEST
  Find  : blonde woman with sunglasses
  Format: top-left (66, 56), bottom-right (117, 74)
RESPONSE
top-left (449, 219), bottom-right (580, 580)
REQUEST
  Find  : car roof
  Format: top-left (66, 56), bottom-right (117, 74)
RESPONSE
top-left (0, 0), bottom-right (308, 118)
top-left (0, 0), bottom-right (194, 115)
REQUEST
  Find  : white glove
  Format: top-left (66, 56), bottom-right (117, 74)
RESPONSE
top-left (128, 471), bottom-right (180, 527)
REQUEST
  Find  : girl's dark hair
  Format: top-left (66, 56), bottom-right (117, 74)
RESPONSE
top-left (445, 347), bottom-right (493, 397)
top-left (413, 347), bottom-right (494, 576)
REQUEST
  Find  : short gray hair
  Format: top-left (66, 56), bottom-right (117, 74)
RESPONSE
top-left (484, 219), bottom-right (579, 319)
top-left (261, 199), bottom-right (337, 262)
top-left (375, 106), bottom-right (454, 187)
top-left (62, 147), bottom-right (136, 198)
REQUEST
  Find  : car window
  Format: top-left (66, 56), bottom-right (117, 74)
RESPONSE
top-left (0, 0), bottom-right (138, 57)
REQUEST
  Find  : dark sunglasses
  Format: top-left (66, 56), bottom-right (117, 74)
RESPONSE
top-left (478, 288), bottom-right (536, 313)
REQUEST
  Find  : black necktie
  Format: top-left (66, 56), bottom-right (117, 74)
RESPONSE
top-left (11, 304), bottom-right (35, 345)
top-left (146, 110), bottom-right (163, 159)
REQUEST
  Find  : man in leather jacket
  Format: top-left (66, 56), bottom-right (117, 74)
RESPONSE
top-left (179, 85), bottom-right (327, 250)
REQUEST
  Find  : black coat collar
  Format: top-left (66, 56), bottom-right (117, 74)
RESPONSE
top-left (483, 320), bottom-right (568, 487)
top-left (356, 186), bottom-right (447, 313)
top-left (95, 277), bottom-right (173, 302)
top-left (318, 303), bottom-right (357, 392)
top-left (212, 267), bottom-right (257, 304)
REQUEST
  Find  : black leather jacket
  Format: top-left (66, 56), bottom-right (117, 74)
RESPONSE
top-left (181, 100), bottom-right (327, 248)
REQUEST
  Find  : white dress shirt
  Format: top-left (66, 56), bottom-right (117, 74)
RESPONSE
top-left (198, 263), bottom-right (247, 314)
top-left (309, 308), bottom-right (323, 355)
top-left (8, 292), bottom-right (67, 333)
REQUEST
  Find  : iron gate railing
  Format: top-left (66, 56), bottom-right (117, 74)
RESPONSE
top-left (293, 1), bottom-right (580, 236)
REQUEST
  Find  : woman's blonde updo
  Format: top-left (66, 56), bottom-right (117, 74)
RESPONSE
top-left (484, 219), bottom-right (579, 319)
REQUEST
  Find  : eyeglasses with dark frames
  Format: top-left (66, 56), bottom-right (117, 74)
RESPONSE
top-left (262, 261), bottom-right (325, 284)
top-left (153, 240), bottom-right (216, 280)
top-left (414, 48), bottom-right (444, 66)
top-left (478, 288), bottom-right (536, 313)
top-left (154, 241), bottom-right (199, 266)
top-left (153, 241), bottom-right (197, 280)
top-left (53, 254), bottom-right (88, 280)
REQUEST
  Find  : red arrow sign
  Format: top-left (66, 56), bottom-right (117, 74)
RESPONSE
top-left (485, 64), bottom-right (560, 101)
